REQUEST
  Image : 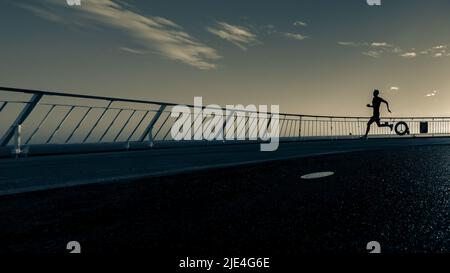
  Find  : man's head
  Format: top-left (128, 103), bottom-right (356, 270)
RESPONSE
top-left (373, 89), bottom-right (380, 97)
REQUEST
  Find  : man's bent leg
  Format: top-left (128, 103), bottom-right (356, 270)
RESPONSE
top-left (376, 119), bottom-right (393, 130)
top-left (365, 118), bottom-right (376, 137)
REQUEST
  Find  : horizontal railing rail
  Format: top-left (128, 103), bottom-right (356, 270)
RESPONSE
top-left (1, 86), bottom-right (450, 158)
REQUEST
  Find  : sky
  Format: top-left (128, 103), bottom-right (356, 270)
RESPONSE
top-left (1, 0), bottom-right (450, 117)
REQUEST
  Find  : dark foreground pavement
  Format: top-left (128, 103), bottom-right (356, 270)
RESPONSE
top-left (1, 145), bottom-right (450, 255)
top-left (2, 137), bottom-right (450, 196)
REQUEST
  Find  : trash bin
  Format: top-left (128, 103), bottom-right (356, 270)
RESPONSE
top-left (420, 122), bottom-right (428, 134)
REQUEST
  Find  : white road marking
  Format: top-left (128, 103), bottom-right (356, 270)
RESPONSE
top-left (301, 171), bottom-right (335, 180)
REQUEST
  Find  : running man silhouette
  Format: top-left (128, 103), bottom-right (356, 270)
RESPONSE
top-left (363, 89), bottom-right (393, 138)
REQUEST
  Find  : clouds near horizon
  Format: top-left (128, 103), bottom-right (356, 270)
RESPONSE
top-left (338, 40), bottom-right (450, 60)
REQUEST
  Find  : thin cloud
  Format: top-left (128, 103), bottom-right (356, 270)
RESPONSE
top-left (433, 45), bottom-right (447, 49)
top-left (421, 44), bottom-right (450, 58)
top-left (425, 90), bottom-right (439, 97)
top-left (283, 32), bottom-right (309, 41)
top-left (20, 0), bottom-right (221, 70)
top-left (120, 47), bottom-right (145, 55)
top-left (371, 42), bottom-right (389, 47)
top-left (339, 41), bottom-right (414, 58)
top-left (400, 52), bottom-right (417, 58)
top-left (338, 41), bottom-right (368, 47)
top-left (371, 42), bottom-right (402, 54)
top-left (207, 22), bottom-right (259, 50)
top-left (390, 86), bottom-right (400, 91)
top-left (362, 51), bottom-right (382, 58)
top-left (262, 24), bottom-right (310, 42)
top-left (293, 20), bottom-right (307, 27)
top-left (339, 40), bottom-right (450, 59)
top-left (262, 24), bottom-right (278, 35)
top-left (339, 41), bottom-right (384, 48)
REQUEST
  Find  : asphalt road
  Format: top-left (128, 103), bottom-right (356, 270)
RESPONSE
top-left (1, 144), bottom-right (450, 255)
top-left (1, 137), bottom-right (450, 195)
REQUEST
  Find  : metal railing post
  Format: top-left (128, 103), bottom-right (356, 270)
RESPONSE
top-left (330, 117), bottom-right (333, 140)
top-left (12, 125), bottom-right (22, 158)
top-left (431, 118), bottom-right (435, 137)
top-left (298, 116), bottom-right (302, 141)
top-left (1, 93), bottom-right (42, 147)
top-left (140, 104), bottom-right (166, 147)
top-left (0, 102), bottom-right (7, 112)
top-left (357, 118), bottom-right (360, 137)
top-left (218, 110), bottom-right (234, 141)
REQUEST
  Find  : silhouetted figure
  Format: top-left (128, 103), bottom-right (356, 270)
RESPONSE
top-left (363, 90), bottom-right (393, 138)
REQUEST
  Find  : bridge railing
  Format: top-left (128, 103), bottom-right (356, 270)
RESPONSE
top-left (1, 87), bottom-right (450, 157)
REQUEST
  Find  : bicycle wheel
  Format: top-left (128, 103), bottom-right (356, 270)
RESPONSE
top-left (395, 121), bottom-right (410, 136)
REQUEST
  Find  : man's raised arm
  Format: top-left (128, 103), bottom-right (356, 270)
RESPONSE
top-left (382, 99), bottom-right (392, 113)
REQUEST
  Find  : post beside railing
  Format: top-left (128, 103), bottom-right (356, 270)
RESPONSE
top-left (12, 125), bottom-right (22, 158)
top-left (141, 104), bottom-right (166, 147)
top-left (0, 93), bottom-right (42, 147)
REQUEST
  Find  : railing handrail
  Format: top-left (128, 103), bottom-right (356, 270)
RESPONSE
top-left (0, 86), bottom-right (176, 106)
top-left (0, 86), bottom-right (279, 116)
top-left (1, 86), bottom-right (450, 120)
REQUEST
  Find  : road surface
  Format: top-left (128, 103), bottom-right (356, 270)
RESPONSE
top-left (1, 137), bottom-right (450, 196)
top-left (0, 143), bottom-right (450, 254)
